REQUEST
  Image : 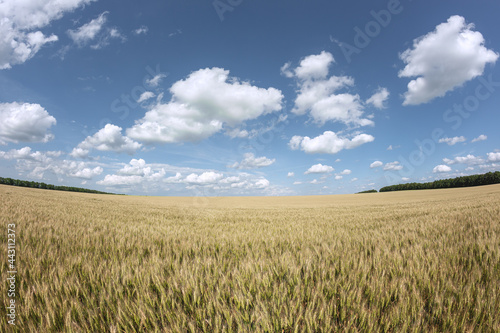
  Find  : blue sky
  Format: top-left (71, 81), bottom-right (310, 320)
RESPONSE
top-left (0, 0), bottom-right (499, 196)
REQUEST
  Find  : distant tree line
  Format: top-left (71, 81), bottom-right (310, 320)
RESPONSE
top-left (356, 189), bottom-right (377, 194)
top-left (379, 171), bottom-right (500, 192)
top-left (0, 177), bottom-right (115, 195)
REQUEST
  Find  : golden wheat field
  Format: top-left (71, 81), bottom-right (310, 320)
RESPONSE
top-left (1, 184), bottom-right (499, 332)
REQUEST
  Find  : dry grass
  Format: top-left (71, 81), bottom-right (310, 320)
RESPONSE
top-left (1, 184), bottom-right (499, 332)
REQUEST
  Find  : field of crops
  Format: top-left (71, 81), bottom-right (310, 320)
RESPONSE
top-left (1, 184), bottom-right (499, 332)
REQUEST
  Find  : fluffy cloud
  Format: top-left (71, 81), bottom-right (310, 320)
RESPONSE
top-left (305, 163), bottom-right (334, 174)
top-left (69, 166), bottom-right (103, 179)
top-left (370, 161), bottom-right (383, 168)
top-left (433, 165), bottom-right (452, 173)
top-left (304, 93), bottom-right (372, 126)
top-left (294, 51), bottom-right (334, 80)
top-left (287, 172), bottom-right (294, 177)
top-left (340, 169), bottom-right (351, 175)
top-left (230, 153), bottom-right (275, 169)
top-left (333, 169), bottom-right (351, 179)
top-left (47, 160), bottom-right (103, 179)
top-left (97, 159), bottom-right (165, 186)
top-left (471, 135), bottom-right (487, 143)
top-left (479, 163), bottom-right (499, 171)
top-left (186, 172), bottom-right (270, 191)
top-left (164, 172), bottom-right (183, 184)
top-left (0, 147), bottom-right (277, 194)
top-left (117, 158), bottom-right (152, 176)
top-left (438, 136), bottom-right (466, 146)
top-left (0, 146), bottom-right (59, 163)
top-left (71, 124), bottom-right (142, 158)
top-left (0, 0), bottom-right (95, 29)
top-left (399, 15), bottom-right (499, 105)
top-left (289, 131), bottom-right (374, 154)
top-left (96, 159), bottom-right (275, 194)
top-left (127, 67), bottom-right (283, 143)
top-left (97, 174), bottom-right (143, 186)
top-left (285, 51), bottom-right (381, 127)
top-left (440, 152), bottom-right (500, 171)
top-left (487, 152), bottom-right (500, 162)
top-left (0, 0), bottom-right (95, 68)
top-left (0, 31), bottom-right (58, 69)
top-left (254, 179), bottom-right (270, 189)
top-left (0, 102), bottom-right (56, 144)
top-left (443, 154), bottom-right (484, 165)
top-left (228, 178), bottom-right (270, 190)
top-left (184, 171), bottom-right (223, 185)
top-left (366, 87), bottom-right (390, 109)
top-left (383, 161), bottom-right (403, 171)
top-left (0, 146), bottom-right (103, 180)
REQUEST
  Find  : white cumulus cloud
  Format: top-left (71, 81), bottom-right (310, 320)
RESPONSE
top-left (0, 102), bottom-right (56, 144)
top-left (366, 87), bottom-right (390, 109)
top-left (383, 161), bottom-right (403, 171)
top-left (230, 153), bottom-right (275, 170)
top-left (0, 146), bottom-right (104, 180)
top-left (340, 169), bottom-right (351, 175)
top-left (284, 51), bottom-right (379, 127)
top-left (289, 131), bottom-right (374, 154)
top-left (127, 67), bottom-right (283, 143)
top-left (71, 124), bottom-right (142, 158)
top-left (98, 158), bottom-right (165, 186)
top-left (294, 51), bottom-right (334, 80)
top-left (254, 178), bottom-right (270, 189)
top-left (0, 146), bottom-right (58, 163)
top-left (117, 158), bottom-right (152, 176)
top-left (184, 171), bottom-right (224, 185)
top-left (370, 161), bottom-right (383, 168)
top-left (305, 163), bottom-right (334, 174)
top-left (443, 154), bottom-right (484, 165)
top-left (433, 165), bottom-right (452, 173)
top-left (0, 0), bottom-right (95, 69)
top-left (399, 15), bottom-right (499, 105)
top-left (97, 174), bottom-right (143, 186)
top-left (438, 136), bottom-right (466, 146)
top-left (487, 152), bottom-right (500, 162)
top-left (70, 166), bottom-right (103, 179)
